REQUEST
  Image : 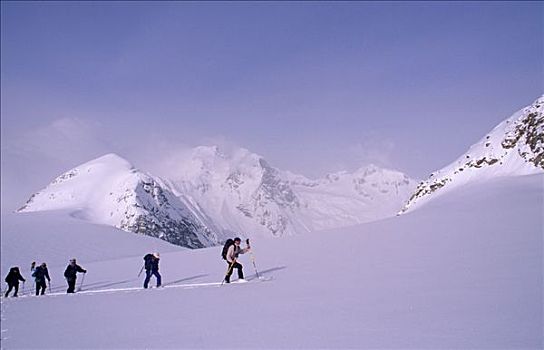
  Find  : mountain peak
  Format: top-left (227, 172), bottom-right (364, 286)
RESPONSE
top-left (92, 152), bottom-right (132, 164)
top-left (353, 164), bottom-right (386, 176)
top-left (192, 145), bottom-right (223, 158)
top-left (77, 153), bottom-right (134, 172)
top-left (17, 153), bottom-right (215, 248)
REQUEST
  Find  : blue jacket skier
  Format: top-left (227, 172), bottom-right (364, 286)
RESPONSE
top-left (32, 263), bottom-right (50, 296)
top-left (143, 253), bottom-right (161, 288)
top-left (64, 258), bottom-right (87, 293)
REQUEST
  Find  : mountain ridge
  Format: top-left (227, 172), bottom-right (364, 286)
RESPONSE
top-left (400, 95), bottom-right (544, 213)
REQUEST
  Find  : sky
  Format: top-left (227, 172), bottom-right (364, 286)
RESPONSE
top-left (1, 1), bottom-right (543, 206)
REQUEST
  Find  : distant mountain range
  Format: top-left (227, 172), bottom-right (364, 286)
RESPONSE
top-left (17, 96), bottom-right (543, 248)
top-left (164, 146), bottom-right (416, 238)
top-left (17, 148), bottom-right (416, 248)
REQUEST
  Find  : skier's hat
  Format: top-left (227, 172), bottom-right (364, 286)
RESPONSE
top-left (233, 237), bottom-right (241, 243)
top-left (153, 252), bottom-right (160, 258)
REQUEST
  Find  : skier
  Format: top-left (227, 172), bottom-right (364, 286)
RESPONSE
top-left (64, 258), bottom-right (87, 293)
top-left (4, 267), bottom-right (26, 297)
top-left (143, 253), bottom-right (161, 289)
top-left (32, 262), bottom-right (51, 296)
top-left (223, 237), bottom-right (250, 284)
top-left (30, 261), bottom-right (36, 293)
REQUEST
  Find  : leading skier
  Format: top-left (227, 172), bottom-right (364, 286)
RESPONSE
top-left (224, 237), bottom-right (250, 284)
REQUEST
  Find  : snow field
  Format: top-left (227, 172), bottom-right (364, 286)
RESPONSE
top-left (1, 174), bottom-right (542, 348)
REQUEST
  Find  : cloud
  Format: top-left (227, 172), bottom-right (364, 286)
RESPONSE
top-left (347, 132), bottom-right (397, 170)
top-left (136, 134), bottom-right (247, 180)
top-left (1, 117), bottom-right (116, 210)
top-left (8, 117), bottom-right (112, 165)
top-left (132, 139), bottom-right (193, 179)
top-left (3, 116), bottom-right (244, 183)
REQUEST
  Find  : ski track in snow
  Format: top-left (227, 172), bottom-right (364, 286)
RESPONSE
top-left (0, 298), bottom-right (9, 342)
top-left (0, 277), bottom-right (273, 301)
top-left (0, 275), bottom-right (274, 303)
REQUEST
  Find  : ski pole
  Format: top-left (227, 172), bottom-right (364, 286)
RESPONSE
top-left (137, 264), bottom-right (145, 277)
top-left (221, 259), bottom-right (237, 286)
top-left (22, 281), bottom-right (26, 296)
top-left (78, 273), bottom-right (86, 292)
top-left (246, 239), bottom-right (261, 279)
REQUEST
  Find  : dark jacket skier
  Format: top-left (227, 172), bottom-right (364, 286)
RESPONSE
top-left (4, 267), bottom-right (26, 297)
top-left (224, 237), bottom-right (249, 283)
top-left (32, 263), bottom-right (51, 296)
top-left (143, 253), bottom-right (161, 289)
top-left (64, 259), bottom-right (87, 293)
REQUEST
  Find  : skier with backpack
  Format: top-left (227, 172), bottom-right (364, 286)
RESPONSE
top-left (32, 262), bottom-right (51, 296)
top-left (64, 258), bottom-right (87, 293)
top-left (4, 267), bottom-right (26, 297)
top-left (30, 261), bottom-right (37, 293)
top-left (143, 253), bottom-right (162, 289)
top-left (221, 237), bottom-right (250, 284)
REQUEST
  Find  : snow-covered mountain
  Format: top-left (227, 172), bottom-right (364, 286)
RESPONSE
top-left (18, 148), bottom-right (416, 246)
top-left (164, 146), bottom-right (306, 238)
top-left (17, 154), bottom-right (217, 248)
top-left (165, 146), bottom-right (417, 238)
top-left (285, 164), bottom-right (415, 230)
top-left (400, 96), bottom-right (544, 213)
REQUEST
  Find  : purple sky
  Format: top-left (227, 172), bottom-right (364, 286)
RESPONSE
top-left (1, 1), bottom-right (543, 198)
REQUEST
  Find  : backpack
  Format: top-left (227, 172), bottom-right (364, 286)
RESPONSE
top-left (221, 239), bottom-right (234, 260)
top-left (33, 266), bottom-right (45, 281)
top-left (5, 269), bottom-right (17, 283)
top-left (143, 254), bottom-right (154, 269)
top-left (64, 265), bottom-right (75, 279)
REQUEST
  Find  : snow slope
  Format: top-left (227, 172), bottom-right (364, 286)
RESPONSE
top-left (401, 95), bottom-right (544, 213)
top-left (0, 210), bottom-right (184, 273)
top-left (2, 174), bottom-right (541, 349)
top-left (17, 154), bottom-right (217, 248)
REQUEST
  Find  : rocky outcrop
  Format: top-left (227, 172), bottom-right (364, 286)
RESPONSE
top-left (400, 96), bottom-right (544, 214)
